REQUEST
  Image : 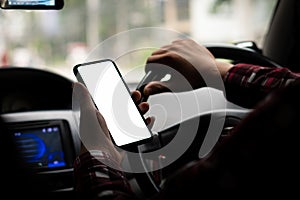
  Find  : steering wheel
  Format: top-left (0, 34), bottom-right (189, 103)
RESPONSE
top-left (128, 43), bottom-right (283, 198)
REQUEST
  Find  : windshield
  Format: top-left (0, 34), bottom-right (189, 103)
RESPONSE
top-left (0, 0), bottom-right (278, 82)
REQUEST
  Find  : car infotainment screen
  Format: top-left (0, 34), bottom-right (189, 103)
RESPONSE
top-left (13, 124), bottom-right (67, 169)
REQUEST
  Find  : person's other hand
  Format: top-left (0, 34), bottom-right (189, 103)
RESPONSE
top-left (143, 39), bottom-right (233, 96)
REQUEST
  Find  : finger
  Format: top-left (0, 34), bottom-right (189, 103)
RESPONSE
top-left (150, 48), bottom-right (168, 56)
top-left (146, 116), bottom-right (155, 129)
top-left (146, 53), bottom-right (170, 64)
top-left (145, 53), bottom-right (187, 74)
top-left (150, 44), bottom-right (173, 56)
top-left (146, 117), bottom-right (152, 126)
top-left (143, 81), bottom-right (172, 96)
top-left (131, 90), bottom-right (142, 103)
top-left (149, 39), bottom-right (191, 57)
top-left (172, 38), bottom-right (186, 44)
top-left (138, 102), bottom-right (149, 114)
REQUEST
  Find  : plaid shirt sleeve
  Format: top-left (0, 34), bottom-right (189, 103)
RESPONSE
top-left (74, 150), bottom-right (139, 200)
top-left (224, 63), bottom-right (300, 108)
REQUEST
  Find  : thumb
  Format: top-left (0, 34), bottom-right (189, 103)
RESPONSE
top-left (73, 82), bottom-right (96, 112)
top-left (72, 82), bottom-right (101, 140)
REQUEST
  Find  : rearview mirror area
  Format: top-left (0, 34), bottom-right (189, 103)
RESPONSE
top-left (0, 0), bottom-right (64, 10)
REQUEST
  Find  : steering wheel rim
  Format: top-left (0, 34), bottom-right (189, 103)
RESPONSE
top-left (129, 43), bottom-right (283, 198)
top-left (206, 43), bottom-right (282, 68)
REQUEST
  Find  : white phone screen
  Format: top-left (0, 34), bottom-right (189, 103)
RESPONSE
top-left (75, 60), bottom-right (152, 147)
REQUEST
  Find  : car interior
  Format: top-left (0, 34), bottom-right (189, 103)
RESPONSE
top-left (0, 0), bottom-right (298, 197)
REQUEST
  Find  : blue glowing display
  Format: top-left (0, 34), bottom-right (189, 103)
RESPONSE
top-left (14, 126), bottom-right (66, 169)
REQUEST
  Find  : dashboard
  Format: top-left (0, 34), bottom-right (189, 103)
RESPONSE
top-left (0, 67), bottom-right (80, 193)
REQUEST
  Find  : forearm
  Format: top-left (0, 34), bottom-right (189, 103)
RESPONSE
top-left (223, 63), bottom-right (300, 108)
top-left (74, 151), bottom-right (138, 200)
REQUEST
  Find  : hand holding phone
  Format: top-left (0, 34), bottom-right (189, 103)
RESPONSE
top-left (72, 82), bottom-right (125, 164)
top-left (73, 59), bottom-right (153, 149)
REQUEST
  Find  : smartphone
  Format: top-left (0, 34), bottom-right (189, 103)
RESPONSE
top-left (73, 59), bottom-right (153, 149)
